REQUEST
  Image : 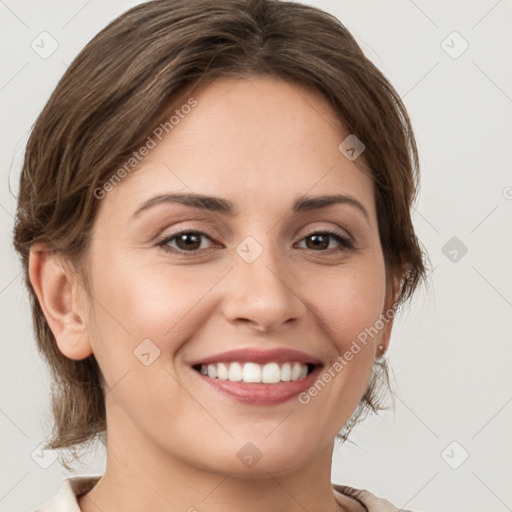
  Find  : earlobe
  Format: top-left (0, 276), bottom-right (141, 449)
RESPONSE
top-left (28, 245), bottom-right (93, 360)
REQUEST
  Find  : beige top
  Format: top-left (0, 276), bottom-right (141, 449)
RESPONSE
top-left (35, 476), bottom-right (415, 511)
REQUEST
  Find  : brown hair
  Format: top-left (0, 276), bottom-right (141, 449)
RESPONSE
top-left (12, 0), bottom-right (428, 467)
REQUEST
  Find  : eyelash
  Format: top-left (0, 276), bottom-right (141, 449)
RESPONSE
top-left (155, 228), bottom-right (355, 256)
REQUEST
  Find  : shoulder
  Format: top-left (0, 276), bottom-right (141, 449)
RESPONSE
top-left (332, 483), bottom-right (416, 512)
top-left (34, 476), bottom-right (101, 512)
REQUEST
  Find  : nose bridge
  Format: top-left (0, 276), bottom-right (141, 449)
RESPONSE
top-left (222, 232), bottom-right (306, 330)
top-left (235, 232), bottom-right (291, 295)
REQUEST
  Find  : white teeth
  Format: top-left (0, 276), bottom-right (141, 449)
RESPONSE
top-left (291, 362), bottom-right (304, 381)
top-left (217, 362), bottom-right (228, 380)
top-left (228, 362), bottom-right (243, 381)
top-left (262, 362), bottom-right (281, 383)
top-left (242, 362), bottom-right (261, 383)
top-left (197, 361), bottom-right (312, 384)
top-left (280, 362), bottom-right (291, 381)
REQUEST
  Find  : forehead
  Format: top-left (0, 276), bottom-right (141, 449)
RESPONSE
top-left (99, 76), bottom-right (375, 221)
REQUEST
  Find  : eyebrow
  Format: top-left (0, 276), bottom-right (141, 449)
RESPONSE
top-left (132, 192), bottom-right (370, 224)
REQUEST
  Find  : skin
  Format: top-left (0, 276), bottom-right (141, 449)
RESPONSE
top-left (29, 76), bottom-right (400, 512)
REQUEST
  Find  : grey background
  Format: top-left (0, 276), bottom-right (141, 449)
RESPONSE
top-left (1, 1), bottom-right (511, 511)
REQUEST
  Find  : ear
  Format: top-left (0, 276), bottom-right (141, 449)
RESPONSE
top-left (28, 245), bottom-right (93, 360)
top-left (375, 267), bottom-right (403, 359)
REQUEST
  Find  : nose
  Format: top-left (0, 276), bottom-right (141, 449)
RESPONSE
top-left (221, 240), bottom-right (307, 333)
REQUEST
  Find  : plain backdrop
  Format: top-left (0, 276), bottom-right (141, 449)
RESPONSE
top-left (1, 1), bottom-right (511, 511)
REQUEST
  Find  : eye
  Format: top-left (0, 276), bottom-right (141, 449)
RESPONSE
top-left (156, 228), bottom-right (355, 256)
top-left (157, 230), bottom-right (215, 254)
top-left (295, 230), bottom-right (354, 252)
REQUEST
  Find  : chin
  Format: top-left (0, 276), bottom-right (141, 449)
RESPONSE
top-left (204, 440), bottom-right (317, 478)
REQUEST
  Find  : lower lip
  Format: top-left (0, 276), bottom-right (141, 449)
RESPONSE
top-left (192, 366), bottom-right (322, 405)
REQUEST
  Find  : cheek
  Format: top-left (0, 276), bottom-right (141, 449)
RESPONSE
top-left (302, 258), bottom-right (387, 353)
top-left (289, 259), bottom-right (388, 439)
top-left (119, 264), bottom-right (227, 335)
top-left (88, 256), bottom-right (224, 357)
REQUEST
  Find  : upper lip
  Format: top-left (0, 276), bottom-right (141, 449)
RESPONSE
top-left (189, 348), bottom-right (323, 367)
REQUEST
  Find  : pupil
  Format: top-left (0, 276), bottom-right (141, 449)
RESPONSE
top-left (308, 234), bottom-right (328, 250)
top-left (178, 233), bottom-right (200, 250)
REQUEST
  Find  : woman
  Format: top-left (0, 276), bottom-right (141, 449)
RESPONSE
top-left (13, 0), bottom-right (427, 510)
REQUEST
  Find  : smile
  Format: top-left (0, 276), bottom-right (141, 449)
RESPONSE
top-left (193, 361), bottom-right (315, 383)
top-left (189, 347), bottom-right (324, 405)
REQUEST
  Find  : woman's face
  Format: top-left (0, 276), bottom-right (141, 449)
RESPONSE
top-left (80, 76), bottom-right (395, 476)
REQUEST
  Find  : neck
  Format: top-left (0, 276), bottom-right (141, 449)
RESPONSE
top-left (77, 414), bottom-right (350, 512)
